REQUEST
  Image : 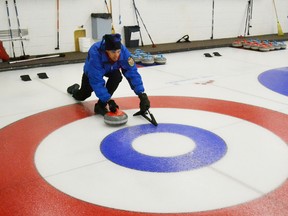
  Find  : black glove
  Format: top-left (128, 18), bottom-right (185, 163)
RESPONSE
top-left (94, 100), bottom-right (108, 116)
top-left (138, 93), bottom-right (150, 113)
top-left (107, 99), bottom-right (119, 113)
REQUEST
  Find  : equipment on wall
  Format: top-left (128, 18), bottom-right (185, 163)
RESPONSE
top-left (210, 0), bottom-right (215, 39)
top-left (104, 0), bottom-right (115, 34)
top-left (176, 35), bottom-right (191, 43)
top-left (272, 0), bottom-right (284, 36)
top-left (13, 0), bottom-right (28, 58)
top-left (132, 0), bottom-right (156, 48)
top-left (5, 0), bottom-right (16, 58)
top-left (109, 0), bottom-right (115, 33)
top-left (118, 0), bottom-right (121, 25)
top-left (132, 0), bottom-right (143, 46)
top-left (244, 0), bottom-right (253, 36)
top-left (55, 0), bottom-right (60, 50)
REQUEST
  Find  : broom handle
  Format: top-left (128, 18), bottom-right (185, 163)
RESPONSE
top-left (109, 0), bottom-right (115, 33)
top-left (272, 0), bottom-right (279, 21)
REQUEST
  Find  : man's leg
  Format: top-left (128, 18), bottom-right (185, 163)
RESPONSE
top-left (105, 69), bottom-right (123, 96)
top-left (67, 73), bottom-right (93, 101)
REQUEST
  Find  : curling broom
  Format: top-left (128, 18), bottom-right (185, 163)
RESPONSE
top-left (272, 0), bottom-right (284, 36)
top-left (104, 0), bottom-right (115, 34)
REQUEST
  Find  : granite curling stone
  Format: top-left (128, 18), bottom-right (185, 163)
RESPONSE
top-left (104, 109), bottom-right (128, 126)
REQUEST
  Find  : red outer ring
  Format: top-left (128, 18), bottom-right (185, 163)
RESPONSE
top-left (0, 96), bottom-right (287, 216)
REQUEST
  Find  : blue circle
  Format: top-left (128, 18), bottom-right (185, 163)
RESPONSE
top-left (258, 67), bottom-right (288, 96)
top-left (100, 123), bottom-right (227, 172)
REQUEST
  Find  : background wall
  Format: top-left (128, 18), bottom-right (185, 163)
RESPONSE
top-left (0, 0), bottom-right (287, 57)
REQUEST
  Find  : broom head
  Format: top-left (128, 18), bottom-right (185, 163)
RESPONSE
top-left (277, 21), bottom-right (284, 36)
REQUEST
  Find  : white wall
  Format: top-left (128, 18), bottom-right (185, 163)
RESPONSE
top-left (0, 0), bottom-right (287, 57)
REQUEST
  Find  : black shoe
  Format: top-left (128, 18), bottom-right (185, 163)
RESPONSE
top-left (67, 84), bottom-right (80, 94)
top-left (94, 101), bottom-right (108, 116)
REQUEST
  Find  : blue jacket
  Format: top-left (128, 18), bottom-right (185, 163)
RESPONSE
top-left (83, 40), bottom-right (145, 103)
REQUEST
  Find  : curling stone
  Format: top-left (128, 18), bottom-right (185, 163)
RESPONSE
top-left (104, 109), bottom-right (128, 126)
